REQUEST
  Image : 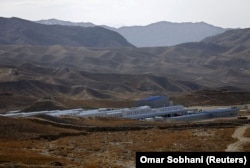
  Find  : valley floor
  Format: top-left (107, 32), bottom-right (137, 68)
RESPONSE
top-left (0, 113), bottom-right (250, 168)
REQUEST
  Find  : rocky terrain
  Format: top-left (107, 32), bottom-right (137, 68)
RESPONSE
top-left (0, 62), bottom-right (250, 112)
top-left (0, 112), bottom-right (249, 167)
top-left (0, 20), bottom-right (250, 111)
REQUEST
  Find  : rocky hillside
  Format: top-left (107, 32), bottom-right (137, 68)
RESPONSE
top-left (0, 17), bottom-right (133, 48)
top-left (0, 27), bottom-right (249, 92)
top-left (0, 25), bottom-right (250, 111)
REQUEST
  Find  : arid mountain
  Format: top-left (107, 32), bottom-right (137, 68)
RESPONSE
top-left (0, 63), bottom-right (202, 111)
top-left (0, 17), bottom-right (133, 48)
top-left (0, 27), bottom-right (250, 111)
top-left (202, 28), bottom-right (250, 46)
top-left (0, 27), bottom-right (249, 90)
top-left (0, 63), bottom-right (200, 98)
top-left (113, 21), bottom-right (227, 47)
top-left (37, 19), bottom-right (227, 47)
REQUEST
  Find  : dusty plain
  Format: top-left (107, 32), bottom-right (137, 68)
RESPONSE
top-left (0, 109), bottom-right (250, 168)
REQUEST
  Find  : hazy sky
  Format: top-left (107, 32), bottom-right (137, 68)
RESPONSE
top-left (0, 0), bottom-right (249, 28)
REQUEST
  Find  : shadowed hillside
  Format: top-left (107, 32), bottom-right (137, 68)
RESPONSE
top-left (37, 19), bottom-right (227, 47)
top-left (0, 17), bottom-right (133, 48)
top-left (0, 63), bottom-right (200, 98)
top-left (0, 27), bottom-right (250, 112)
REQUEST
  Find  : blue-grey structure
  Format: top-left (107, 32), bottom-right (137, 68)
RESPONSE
top-left (169, 107), bottom-right (239, 121)
top-left (1, 105), bottom-right (239, 122)
top-left (1, 95), bottom-right (240, 121)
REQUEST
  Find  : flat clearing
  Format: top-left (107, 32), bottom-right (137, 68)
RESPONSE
top-left (0, 115), bottom-right (249, 168)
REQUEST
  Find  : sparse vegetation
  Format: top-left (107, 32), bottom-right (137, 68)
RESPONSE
top-left (244, 127), bottom-right (250, 137)
top-left (55, 97), bottom-right (134, 109)
top-left (0, 116), bottom-right (247, 167)
top-left (171, 90), bottom-right (250, 106)
top-left (243, 127), bottom-right (250, 151)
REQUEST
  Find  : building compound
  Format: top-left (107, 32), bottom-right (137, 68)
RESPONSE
top-left (1, 96), bottom-right (239, 121)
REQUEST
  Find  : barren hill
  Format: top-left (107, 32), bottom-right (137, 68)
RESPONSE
top-left (113, 21), bottom-right (226, 47)
top-left (0, 28), bottom-right (250, 111)
top-left (38, 19), bottom-right (227, 47)
top-left (202, 28), bottom-right (250, 46)
top-left (0, 17), bottom-right (133, 48)
top-left (0, 28), bottom-right (249, 91)
top-left (0, 63), bottom-right (199, 98)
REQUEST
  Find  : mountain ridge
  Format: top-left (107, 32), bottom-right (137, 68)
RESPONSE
top-left (0, 17), bottom-right (133, 48)
top-left (37, 18), bottom-right (228, 47)
top-left (0, 26), bottom-right (250, 111)
top-left (0, 28), bottom-right (250, 91)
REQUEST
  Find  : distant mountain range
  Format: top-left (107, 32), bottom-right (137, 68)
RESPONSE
top-left (0, 17), bottom-right (133, 48)
top-left (37, 19), bottom-right (228, 47)
top-left (0, 27), bottom-right (249, 94)
top-left (0, 17), bottom-right (229, 48)
top-left (0, 17), bottom-right (250, 111)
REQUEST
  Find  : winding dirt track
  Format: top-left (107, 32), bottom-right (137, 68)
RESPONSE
top-left (225, 125), bottom-right (250, 151)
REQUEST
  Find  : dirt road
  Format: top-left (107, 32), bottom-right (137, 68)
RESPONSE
top-left (225, 125), bottom-right (250, 151)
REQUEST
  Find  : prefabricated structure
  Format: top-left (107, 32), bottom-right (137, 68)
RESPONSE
top-left (2, 105), bottom-right (187, 120)
top-left (135, 96), bottom-right (169, 108)
top-left (169, 107), bottom-right (239, 121)
top-left (1, 97), bottom-right (239, 122)
top-left (122, 105), bottom-right (186, 119)
top-left (206, 107), bottom-right (238, 118)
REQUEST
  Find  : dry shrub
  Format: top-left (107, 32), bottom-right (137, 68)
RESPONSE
top-left (55, 97), bottom-right (134, 109)
top-left (0, 149), bottom-right (55, 165)
top-left (243, 127), bottom-right (250, 151)
top-left (244, 127), bottom-right (250, 137)
top-left (124, 127), bottom-right (235, 152)
top-left (84, 160), bottom-right (122, 168)
top-left (243, 144), bottom-right (250, 151)
top-left (0, 117), bottom-right (240, 167)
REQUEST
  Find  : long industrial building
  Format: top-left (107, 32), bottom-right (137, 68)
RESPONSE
top-left (1, 95), bottom-right (240, 121)
top-left (2, 105), bottom-right (186, 119)
top-left (2, 105), bottom-right (239, 121)
top-left (168, 107), bottom-right (239, 121)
